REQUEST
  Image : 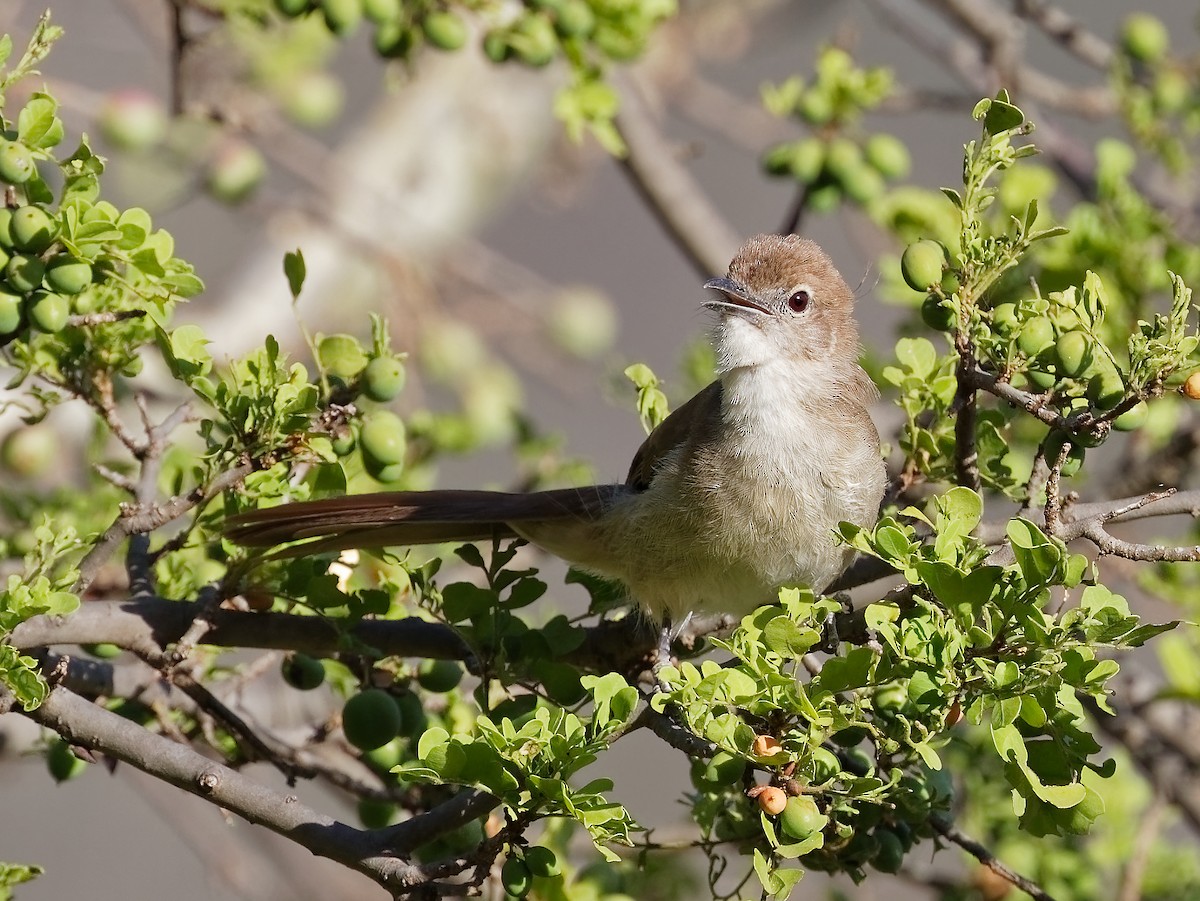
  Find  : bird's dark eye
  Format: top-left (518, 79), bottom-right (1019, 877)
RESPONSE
top-left (788, 290), bottom-right (810, 313)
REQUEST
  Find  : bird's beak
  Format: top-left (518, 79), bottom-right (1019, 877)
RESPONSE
top-left (702, 277), bottom-right (769, 315)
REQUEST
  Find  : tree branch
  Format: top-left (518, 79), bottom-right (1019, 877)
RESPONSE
top-left (930, 815), bottom-right (1058, 901)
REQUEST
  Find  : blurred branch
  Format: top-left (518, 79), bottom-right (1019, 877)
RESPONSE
top-left (1014, 0), bottom-right (1115, 71)
top-left (930, 815), bottom-right (1057, 901)
top-left (613, 72), bottom-right (740, 278)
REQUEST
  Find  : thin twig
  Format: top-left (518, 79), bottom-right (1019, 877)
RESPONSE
top-left (931, 815), bottom-right (1058, 901)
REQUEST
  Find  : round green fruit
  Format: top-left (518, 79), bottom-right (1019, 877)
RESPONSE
top-left (394, 691), bottom-right (428, 738)
top-left (700, 750), bottom-right (746, 789)
top-left (362, 355), bottom-right (406, 402)
top-left (1027, 366), bottom-right (1058, 391)
top-left (863, 132), bottom-right (911, 179)
top-left (416, 659), bottom-right (463, 693)
top-left (362, 736), bottom-right (404, 772)
top-left (779, 796), bottom-right (826, 840)
top-left (1087, 369), bottom-right (1125, 410)
top-left (823, 138), bottom-right (862, 180)
top-left (281, 653), bottom-right (326, 691)
top-left (0, 208), bottom-right (12, 248)
top-left (360, 411), bottom-right (407, 466)
top-left (9, 206), bottom-right (58, 253)
top-left (797, 90), bottom-right (833, 125)
top-left (27, 291), bottom-right (69, 332)
top-left (761, 143), bottom-right (792, 176)
top-left (501, 856), bottom-right (532, 899)
top-left (357, 798), bottom-right (398, 829)
top-left (206, 141), bottom-right (266, 203)
top-left (82, 642), bottom-right (122, 659)
top-left (422, 11), bottom-right (467, 50)
top-left (920, 295), bottom-right (955, 332)
top-left (1054, 331), bottom-right (1093, 378)
top-left (789, 138), bottom-right (825, 184)
top-left (361, 0), bottom-right (399, 24)
top-left (900, 240), bottom-right (946, 291)
top-left (512, 14), bottom-right (557, 67)
top-left (275, 0), bottom-right (312, 15)
top-left (991, 302), bottom-right (1019, 334)
top-left (320, 0), bottom-right (362, 35)
top-left (0, 141), bottom-right (35, 185)
top-left (810, 747), bottom-right (841, 783)
top-left (47, 739), bottom-right (87, 782)
top-left (365, 456), bottom-right (405, 484)
top-left (482, 29), bottom-right (511, 62)
top-left (1113, 401), bottom-right (1148, 431)
top-left (1121, 13), bottom-right (1168, 63)
top-left (331, 427), bottom-right (356, 456)
top-left (524, 846), bottom-right (561, 878)
top-left (99, 90), bottom-right (168, 151)
top-left (1017, 316), bottom-right (1054, 356)
top-left (840, 163), bottom-right (887, 204)
top-left (554, 0), bottom-right (595, 37)
top-left (0, 288), bottom-right (22, 333)
top-left (805, 181), bottom-right (842, 212)
top-left (872, 827), bottom-right (905, 873)
top-left (44, 256), bottom-right (93, 295)
top-left (375, 21), bottom-right (417, 58)
top-left (2, 425), bottom-right (55, 477)
top-left (342, 689), bottom-right (403, 751)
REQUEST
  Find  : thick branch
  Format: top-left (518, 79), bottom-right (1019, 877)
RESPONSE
top-left (612, 72), bottom-right (740, 279)
top-left (11, 681), bottom-right (493, 895)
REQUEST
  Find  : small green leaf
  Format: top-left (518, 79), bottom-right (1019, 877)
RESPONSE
top-left (284, 249), bottom-right (306, 299)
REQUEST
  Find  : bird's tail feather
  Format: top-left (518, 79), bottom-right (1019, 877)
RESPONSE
top-left (224, 486), bottom-right (620, 556)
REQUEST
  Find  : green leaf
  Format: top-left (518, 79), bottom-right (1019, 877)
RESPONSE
top-left (440, 582), bottom-right (494, 623)
top-left (762, 616), bottom-right (819, 657)
top-left (284, 249), bottom-right (306, 299)
top-left (0, 644), bottom-right (48, 710)
top-left (894, 337), bottom-right (937, 378)
top-left (17, 93), bottom-right (64, 149)
top-left (506, 578), bottom-right (547, 609)
top-left (819, 647), bottom-right (875, 692)
top-left (982, 98), bottom-right (1024, 135)
top-left (1006, 518), bottom-right (1064, 586)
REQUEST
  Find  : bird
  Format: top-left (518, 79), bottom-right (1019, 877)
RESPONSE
top-left (226, 234), bottom-right (886, 627)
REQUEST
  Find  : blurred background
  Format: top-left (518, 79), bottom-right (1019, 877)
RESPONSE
top-left (0, 1), bottom-right (1197, 898)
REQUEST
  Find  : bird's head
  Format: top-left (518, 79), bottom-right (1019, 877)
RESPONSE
top-left (703, 234), bottom-right (860, 374)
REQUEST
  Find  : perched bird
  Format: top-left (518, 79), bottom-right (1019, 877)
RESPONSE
top-left (227, 234), bottom-right (886, 624)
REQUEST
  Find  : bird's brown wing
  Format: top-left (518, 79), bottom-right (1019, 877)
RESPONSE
top-left (625, 380), bottom-right (722, 491)
top-left (225, 486), bottom-right (620, 557)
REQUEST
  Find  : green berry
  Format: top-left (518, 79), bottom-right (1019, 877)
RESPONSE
top-left (797, 90), bottom-right (833, 125)
top-left (900, 240), bottom-right (946, 291)
top-left (872, 827), bottom-right (905, 873)
top-left (0, 141), bottom-right (35, 185)
top-left (524, 846), bottom-right (560, 878)
top-left (362, 355), bottom-right (406, 402)
top-left (2, 425), bottom-right (55, 476)
top-left (1017, 316), bottom-right (1055, 356)
top-left (779, 796), bottom-right (826, 840)
top-left (1027, 366), bottom-right (1058, 391)
top-left (1113, 401), bottom-right (1148, 431)
top-left (512, 14), bottom-right (557, 67)
top-left (362, 736), bottom-right (404, 771)
top-left (840, 163), bottom-right (887, 204)
top-left (342, 689), bottom-right (403, 751)
top-left (27, 291), bottom-right (69, 332)
top-left (482, 29), bottom-right (511, 62)
top-left (10, 206), bottom-right (58, 253)
top-left (281, 653), bottom-right (326, 690)
top-left (320, 0), bottom-right (362, 35)
top-left (0, 208), bottom-right (13, 247)
top-left (207, 142), bottom-right (266, 203)
top-left (920, 295), bottom-right (954, 331)
top-left (1087, 369), bottom-right (1125, 410)
top-left (416, 659), bottom-right (463, 693)
top-left (1054, 331), bottom-right (1093, 378)
top-left (375, 21), bottom-right (417, 58)
top-left (805, 181), bottom-right (842, 212)
top-left (863, 133), bottom-right (911, 179)
top-left (44, 255), bottom-right (93, 295)
top-left (554, 0), bottom-right (595, 37)
top-left (0, 288), bottom-right (22, 333)
top-left (810, 747), bottom-right (840, 783)
top-left (701, 750), bottom-right (746, 789)
top-left (357, 798), bottom-right (398, 829)
top-left (47, 739), bottom-right (88, 783)
top-left (761, 144), bottom-right (793, 176)
top-left (422, 11), bottom-right (468, 50)
top-left (501, 856), bottom-right (532, 899)
top-left (360, 411), bottom-right (407, 466)
top-left (6, 255), bottom-right (46, 294)
top-left (82, 643), bottom-right (122, 659)
top-left (275, 0), bottom-right (312, 15)
top-left (365, 456), bottom-right (405, 484)
top-left (991, 302), bottom-right (1019, 334)
top-left (99, 90), bottom-right (168, 151)
top-left (789, 138), bottom-right (825, 183)
top-left (361, 0), bottom-right (399, 24)
top-left (331, 426), bottom-right (356, 456)
top-left (823, 138), bottom-right (862, 180)
top-left (1121, 13), bottom-right (1168, 63)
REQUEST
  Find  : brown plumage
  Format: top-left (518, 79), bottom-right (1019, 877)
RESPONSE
top-left (226, 234), bottom-right (885, 621)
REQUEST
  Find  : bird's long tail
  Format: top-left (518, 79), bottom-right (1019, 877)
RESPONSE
top-left (224, 486), bottom-right (620, 557)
